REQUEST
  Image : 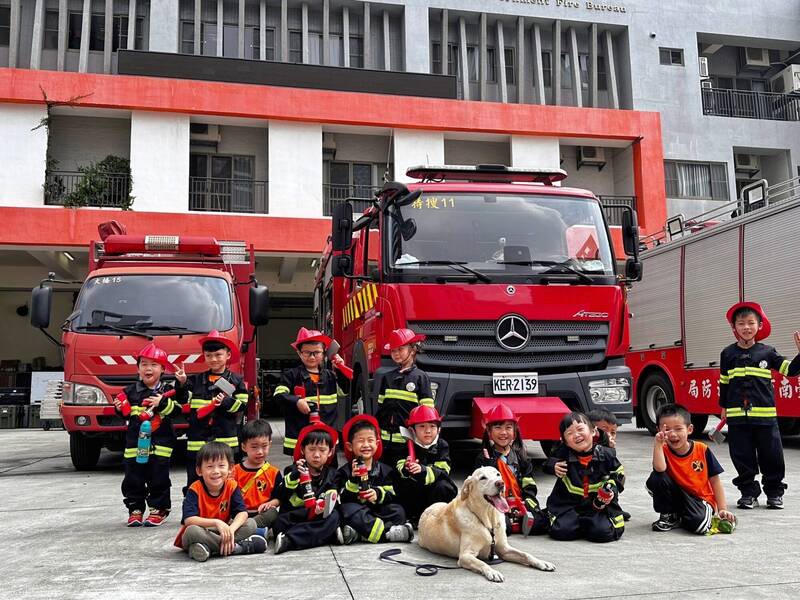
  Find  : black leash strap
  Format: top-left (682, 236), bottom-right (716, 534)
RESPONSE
top-left (378, 548), bottom-right (461, 576)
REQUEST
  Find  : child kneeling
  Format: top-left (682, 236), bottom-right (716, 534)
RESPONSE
top-left (175, 442), bottom-right (267, 562)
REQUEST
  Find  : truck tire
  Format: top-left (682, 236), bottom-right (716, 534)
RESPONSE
top-left (778, 418), bottom-right (800, 436)
top-left (540, 440), bottom-right (556, 458)
top-left (639, 372), bottom-right (673, 435)
top-left (70, 432), bottom-right (101, 471)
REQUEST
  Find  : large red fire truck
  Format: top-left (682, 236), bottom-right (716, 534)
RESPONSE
top-left (315, 164), bottom-right (642, 448)
top-left (627, 177), bottom-right (800, 435)
top-left (30, 223), bottom-right (270, 470)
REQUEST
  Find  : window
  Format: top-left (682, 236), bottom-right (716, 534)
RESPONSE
top-left (659, 47), bottom-right (684, 66)
top-left (68, 12), bottom-right (82, 49)
top-left (504, 47), bottom-right (515, 84)
top-left (664, 161), bottom-right (729, 200)
top-left (431, 41), bottom-right (442, 74)
top-left (64, 12), bottom-right (142, 52)
top-left (0, 6), bottom-right (9, 47)
top-left (560, 52), bottom-right (572, 89)
top-left (578, 54), bottom-right (608, 91)
top-left (180, 21), bottom-right (217, 56)
top-left (329, 33), bottom-right (343, 66)
top-left (486, 47), bottom-right (497, 82)
top-left (114, 15), bottom-right (144, 51)
top-left (289, 29), bottom-right (302, 63)
top-left (541, 51), bottom-right (552, 87)
top-left (308, 31), bottom-right (323, 65)
top-left (349, 35), bottom-right (364, 68)
top-left (89, 13), bottom-right (105, 51)
top-left (446, 43), bottom-right (479, 82)
top-left (252, 27), bottom-right (276, 60)
top-left (44, 11), bottom-right (59, 49)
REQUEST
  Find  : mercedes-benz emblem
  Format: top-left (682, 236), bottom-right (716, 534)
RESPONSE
top-left (496, 314), bottom-right (530, 351)
top-left (506, 285), bottom-right (516, 296)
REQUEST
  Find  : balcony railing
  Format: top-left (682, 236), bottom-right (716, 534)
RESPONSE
top-left (189, 177), bottom-right (268, 214)
top-left (701, 86), bottom-right (800, 121)
top-left (599, 195), bottom-right (636, 226)
top-left (44, 171), bottom-right (132, 208)
top-left (323, 183), bottom-right (381, 216)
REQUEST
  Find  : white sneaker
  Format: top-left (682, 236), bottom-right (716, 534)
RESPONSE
top-left (385, 523), bottom-right (414, 543)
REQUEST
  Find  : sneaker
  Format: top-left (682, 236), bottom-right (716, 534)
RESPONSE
top-left (189, 542), bottom-right (210, 562)
top-left (144, 509), bottom-right (169, 527)
top-left (651, 513), bottom-right (680, 532)
top-left (622, 510), bottom-right (632, 522)
top-left (126, 510), bottom-right (143, 527)
top-left (766, 496), bottom-right (784, 510)
top-left (385, 522), bottom-right (414, 543)
top-left (737, 496), bottom-right (759, 509)
top-left (521, 512), bottom-right (536, 536)
top-left (235, 535), bottom-right (267, 556)
top-left (273, 532), bottom-right (290, 555)
top-left (337, 525), bottom-right (359, 546)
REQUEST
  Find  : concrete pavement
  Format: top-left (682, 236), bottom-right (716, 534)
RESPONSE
top-left (2, 420), bottom-right (800, 599)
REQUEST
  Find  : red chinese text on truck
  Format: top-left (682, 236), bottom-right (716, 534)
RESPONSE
top-left (315, 165), bottom-right (643, 449)
top-left (30, 223), bottom-right (270, 470)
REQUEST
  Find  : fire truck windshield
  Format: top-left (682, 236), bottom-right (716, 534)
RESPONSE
top-left (70, 275), bottom-right (233, 334)
top-left (390, 193), bottom-right (615, 278)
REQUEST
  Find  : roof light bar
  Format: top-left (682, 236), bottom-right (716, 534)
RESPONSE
top-left (406, 164), bottom-right (567, 185)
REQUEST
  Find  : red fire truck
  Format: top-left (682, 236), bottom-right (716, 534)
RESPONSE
top-left (627, 178), bottom-right (800, 435)
top-left (30, 223), bottom-right (270, 470)
top-left (315, 165), bottom-right (642, 448)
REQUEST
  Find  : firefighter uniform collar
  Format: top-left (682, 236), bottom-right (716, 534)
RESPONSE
top-left (301, 367), bottom-right (332, 384)
top-left (135, 380), bottom-right (163, 394)
top-left (205, 369), bottom-right (231, 383)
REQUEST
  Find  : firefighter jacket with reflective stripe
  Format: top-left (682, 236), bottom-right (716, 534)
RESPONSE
top-left (375, 365), bottom-right (434, 443)
top-left (231, 462), bottom-right (283, 511)
top-left (334, 460), bottom-right (398, 506)
top-left (544, 444), bottom-right (625, 520)
top-left (116, 380), bottom-right (183, 457)
top-left (396, 438), bottom-right (453, 487)
top-left (275, 465), bottom-right (337, 516)
top-left (475, 446), bottom-right (542, 511)
top-left (180, 370), bottom-right (248, 449)
top-left (719, 342), bottom-right (800, 425)
top-left (274, 365), bottom-right (349, 452)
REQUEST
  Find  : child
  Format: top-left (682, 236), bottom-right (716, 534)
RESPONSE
top-left (231, 419), bottom-right (282, 535)
top-left (720, 302), bottom-right (800, 509)
top-left (474, 403), bottom-right (548, 536)
top-left (175, 330), bottom-right (249, 491)
top-left (545, 411), bottom-right (625, 542)
top-left (647, 404), bottom-right (735, 534)
top-left (334, 415), bottom-right (413, 543)
top-left (588, 408), bottom-right (618, 449)
top-left (272, 422), bottom-right (342, 553)
top-left (273, 327), bottom-right (351, 456)
top-left (374, 328), bottom-right (434, 468)
top-left (175, 442), bottom-right (267, 562)
top-left (113, 342), bottom-right (182, 527)
top-left (395, 405), bottom-right (458, 524)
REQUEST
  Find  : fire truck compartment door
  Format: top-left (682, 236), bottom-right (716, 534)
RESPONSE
top-left (471, 396), bottom-right (570, 440)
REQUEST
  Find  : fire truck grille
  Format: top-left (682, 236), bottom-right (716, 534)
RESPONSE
top-left (409, 320), bottom-right (609, 371)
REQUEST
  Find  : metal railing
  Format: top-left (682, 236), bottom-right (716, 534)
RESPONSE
top-left (599, 195), bottom-right (636, 226)
top-left (44, 171), bottom-right (132, 207)
top-left (701, 86), bottom-right (800, 121)
top-left (189, 177), bottom-right (268, 214)
top-left (323, 183), bottom-right (381, 216)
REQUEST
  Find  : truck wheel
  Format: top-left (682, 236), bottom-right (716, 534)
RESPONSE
top-left (639, 372), bottom-right (673, 435)
top-left (778, 418), bottom-right (800, 436)
top-left (690, 414), bottom-right (709, 437)
top-left (70, 432), bottom-right (101, 471)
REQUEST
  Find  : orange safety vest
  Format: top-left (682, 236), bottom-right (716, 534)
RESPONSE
top-left (232, 462), bottom-right (280, 511)
top-left (664, 441), bottom-right (718, 511)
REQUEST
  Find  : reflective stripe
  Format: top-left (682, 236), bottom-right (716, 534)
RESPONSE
top-left (612, 465), bottom-right (625, 476)
top-left (124, 448), bottom-right (138, 458)
top-left (726, 406), bottom-right (777, 418)
top-left (396, 459), bottom-right (407, 472)
top-left (289, 494), bottom-right (304, 508)
top-left (273, 386), bottom-right (290, 396)
top-left (378, 485), bottom-right (393, 502)
top-left (228, 394), bottom-right (247, 413)
top-left (433, 460), bottom-right (451, 474)
top-left (187, 440), bottom-right (207, 451)
top-left (345, 480), bottom-right (360, 493)
top-left (521, 477), bottom-right (536, 489)
top-left (190, 399), bottom-right (212, 409)
top-left (380, 431), bottom-right (407, 444)
top-left (368, 518), bottom-right (385, 543)
top-left (159, 398), bottom-right (176, 417)
top-left (130, 406), bottom-right (146, 416)
top-left (153, 445), bottom-right (173, 458)
top-left (382, 389), bottom-right (420, 403)
top-left (612, 515), bottom-right (625, 529)
top-left (283, 436), bottom-right (297, 449)
top-left (419, 397), bottom-right (434, 407)
top-left (724, 367), bottom-right (772, 380)
top-left (284, 473), bottom-right (299, 489)
top-left (215, 436), bottom-right (239, 447)
top-left (779, 360), bottom-right (791, 376)
top-left (424, 466), bottom-right (435, 485)
top-left (719, 374), bottom-right (730, 384)
top-left (525, 498), bottom-right (538, 510)
top-left (561, 476), bottom-right (606, 496)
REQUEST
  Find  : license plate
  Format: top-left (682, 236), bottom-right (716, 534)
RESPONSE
top-left (492, 372), bottom-right (539, 395)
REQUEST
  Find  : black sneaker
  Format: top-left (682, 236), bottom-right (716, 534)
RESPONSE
top-left (235, 535), bottom-right (267, 555)
top-left (273, 532), bottom-right (291, 554)
top-left (652, 513), bottom-right (680, 532)
top-left (737, 496), bottom-right (759, 509)
top-left (766, 496), bottom-right (784, 510)
top-left (622, 510), bottom-right (632, 522)
top-left (336, 525), bottom-right (359, 546)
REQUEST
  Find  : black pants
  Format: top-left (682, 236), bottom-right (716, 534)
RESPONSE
top-left (274, 509), bottom-right (341, 550)
top-left (645, 471), bottom-right (714, 534)
top-left (549, 507), bottom-right (623, 543)
top-left (122, 456), bottom-right (171, 513)
top-left (396, 476), bottom-right (458, 521)
top-left (340, 502), bottom-right (406, 543)
top-left (727, 422), bottom-right (786, 498)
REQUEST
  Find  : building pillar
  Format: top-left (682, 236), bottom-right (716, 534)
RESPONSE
top-left (30, 0), bottom-right (46, 70)
top-left (532, 23), bottom-right (544, 105)
top-left (552, 20), bottom-right (561, 105)
top-left (268, 121), bottom-right (323, 217)
top-left (0, 105), bottom-right (49, 207)
top-left (103, 0), bottom-right (113, 73)
top-left (479, 13), bottom-right (487, 101)
top-left (127, 0), bottom-right (137, 50)
top-left (588, 23), bottom-right (598, 108)
top-left (458, 17), bottom-right (469, 100)
top-left (78, 0), bottom-right (90, 73)
top-left (516, 17), bottom-right (525, 104)
top-left (238, 0), bottom-right (246, 58)
top-left (129, 111), bottom-right (190, 213)
top-left (393, 130), bottom-right (444, 183)
top-left (403, 4), bottom-right (429, 73)
top-left (193, 0), bottom-right (201, 55)
top-left (301, 3), bottom-right (309, 64)
top-left (496, 20), bottom-right (507, 103)
top-left (57, 0), bottom-right (67, 70)
top-left (8, 0), bottom-right (20, 68)
top-left (568, 27), bottom-right (581, 107)
top-left (148, 0), bottom-right (180, 53)
top-left (510, 136), bottom-right (560, 172)
top-left (322, 0), bottom-right (330, 65)
top-left (216, 0), bottom-right (224, 57)
top-left (342, 6), bottom-right (350, 67)
top-left (604, 30), bottom-right (620, 109)
top-left (440, 9), bottom-right (448, 75)
top-left (259, 0), bottom-right (267, 60)
top-left (363, 2), bottom-right (371, 69)
top-left (382, 10), bottom-right (390, 70)
top-left (281, 0), bottom-right (288, 62)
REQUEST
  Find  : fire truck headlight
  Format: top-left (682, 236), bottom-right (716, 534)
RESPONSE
top-left (588, 378), bottom-right (630, 404)
top-left (63, 382), bottom-right (107, 405)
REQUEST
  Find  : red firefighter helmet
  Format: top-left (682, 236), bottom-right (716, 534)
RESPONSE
top-left (291, 327), bottom-right (333, 351)
top-left (485, 402), bottom-right (519, 424)
top-left (406, 405), bottom-right (442, 427)
top-left (136, 342), bottom-right (175, 373)
top-left (198, 329), bottom-right (240, 360)
top-left (341, 414), bottom-right (383, 461)
top-left (293, 422), bottom-right (340, 464)
top-left (383, 328), bottom-right (426, 352)
top-left (726, 301), bottom-right (771, 341)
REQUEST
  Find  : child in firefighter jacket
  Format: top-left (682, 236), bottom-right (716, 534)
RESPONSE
top-left (113, 342), bottom-right (183, 527)
top-left (719, 301), bottom-right (800, 509)
top-left (272, 422), bottom-right (341, 553)
top-left (274, 327), bottom-right (351, 456)
top-left (474, 402), bottom-right (548, 536)
top-left (544, 411), bottom-right (626, 542)
top-left (374, 328), bottom-right (434, 469)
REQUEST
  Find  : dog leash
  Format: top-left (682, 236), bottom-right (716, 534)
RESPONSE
top-left (379, 548), bottom-right (461, 576)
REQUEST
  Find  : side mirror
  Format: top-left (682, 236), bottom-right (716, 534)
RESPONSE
top-left (31, 285), bottom-right (53, 329)
top-left (249, 283), bottom-right (270, 327)
top-left (331, 202), bottom-right (353, 252)
top-left (400, 218), bottom-right (417, 241)
top-left (395, 189), bottom-right (422, 208)
top-left (621, 209), bottom-right (640, 259)
top-left (625, 258), bottom-right (643, 282)
top-left (332, 254), bottom-right (353, 277)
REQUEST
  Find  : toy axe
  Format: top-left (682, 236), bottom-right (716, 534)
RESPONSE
top-left (398, 426), bottom-right (417, 466)
top-left (197, 377), bottom-right (236, 419)
top-left (327, 340), bottom-right (353, 380)
top-left (709, 418), bottom-right (727, 444)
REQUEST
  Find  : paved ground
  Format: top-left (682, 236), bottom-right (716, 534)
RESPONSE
top-left (3, 419), bottom-right (800, 599)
